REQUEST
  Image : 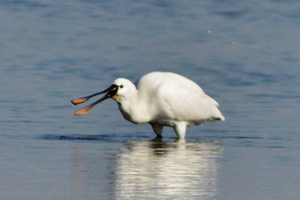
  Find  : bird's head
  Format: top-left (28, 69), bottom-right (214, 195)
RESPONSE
top-left (71, 78), bottom-right (136, 116)
top-left (111, 78), bottom-right (137, 103)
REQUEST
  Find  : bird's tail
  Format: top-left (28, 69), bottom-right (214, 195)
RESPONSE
top-left (208, 96), bottom-right (225, 121)
top-left (213, 107), bottom-right (225, 121)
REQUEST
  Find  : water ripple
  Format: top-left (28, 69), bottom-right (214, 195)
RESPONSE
top-left (39, 134), bottom-right (122, 142)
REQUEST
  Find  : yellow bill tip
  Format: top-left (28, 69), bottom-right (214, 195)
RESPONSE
top-left (74, 106), bottom-right (92, 116)
top-left (71, 98), bottom-right (87, 105)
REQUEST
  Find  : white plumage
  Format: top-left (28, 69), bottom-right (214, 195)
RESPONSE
top-left (72, 72), bottom-right (224, 138)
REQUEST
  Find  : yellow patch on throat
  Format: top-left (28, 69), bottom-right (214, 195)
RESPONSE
top-left (112, 94), bottom-right (119, 102)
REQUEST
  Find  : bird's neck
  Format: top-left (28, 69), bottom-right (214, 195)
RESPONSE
top-left (118, 93), bottom-right (151, 124)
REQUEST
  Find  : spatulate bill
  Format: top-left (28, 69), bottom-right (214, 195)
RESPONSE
top-left (71, 98), bottom-right (88, 105)
top-left (74, 105), bottom-right (93, 116)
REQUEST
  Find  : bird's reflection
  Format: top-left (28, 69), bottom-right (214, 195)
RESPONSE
top-left (114, 138), bottom-right (222, 200)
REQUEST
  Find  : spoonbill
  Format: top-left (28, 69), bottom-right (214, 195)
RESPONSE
top-left (71, 72), bottom-right (224, 138)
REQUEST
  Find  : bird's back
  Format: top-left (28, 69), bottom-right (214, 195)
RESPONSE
top-left (137, 72), bottom-right (224, 125)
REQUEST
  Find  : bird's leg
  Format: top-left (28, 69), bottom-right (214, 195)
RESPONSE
top-left (173, 122), bottom-right (187, 139)
top-left (150, 124), bottom-right (163, 138)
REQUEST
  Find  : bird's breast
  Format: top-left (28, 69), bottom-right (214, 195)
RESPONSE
top-left (118, 103), bottom-right (150, 124)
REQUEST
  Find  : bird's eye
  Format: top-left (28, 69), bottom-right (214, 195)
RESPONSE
top-left (120, 85), bottom-right (124, 89)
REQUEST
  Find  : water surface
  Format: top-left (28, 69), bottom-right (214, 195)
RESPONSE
top-left (0, 0), bottom-right (299, 199)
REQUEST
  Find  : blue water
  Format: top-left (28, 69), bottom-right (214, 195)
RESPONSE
top-left (1, 0), bottom-right (300, 199)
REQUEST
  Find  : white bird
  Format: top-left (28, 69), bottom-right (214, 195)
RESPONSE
top-left (71, 72), bottom-right (224, 138)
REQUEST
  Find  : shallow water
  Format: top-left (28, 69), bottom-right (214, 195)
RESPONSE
top-left (0, 0), bottom-right (300, 199)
